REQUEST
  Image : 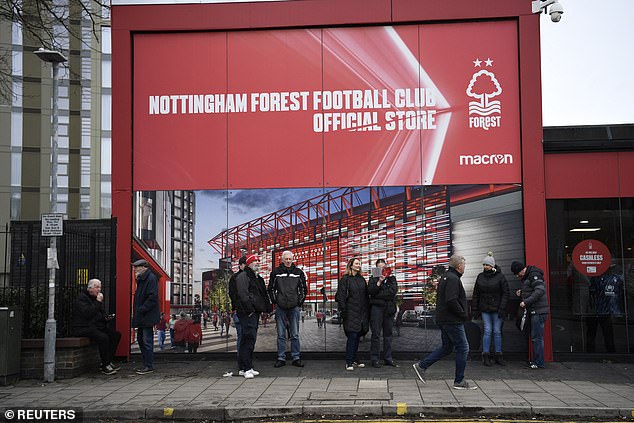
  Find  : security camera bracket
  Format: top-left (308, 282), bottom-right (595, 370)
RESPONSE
top-left (531, 0), bottom-right (557, 14)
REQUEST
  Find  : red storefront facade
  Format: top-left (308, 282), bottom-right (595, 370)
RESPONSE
top-left (111, 0), bottom-right (549, 358)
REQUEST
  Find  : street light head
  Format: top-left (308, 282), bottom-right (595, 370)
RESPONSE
top-left (34, 48), bottom-right (68, 64)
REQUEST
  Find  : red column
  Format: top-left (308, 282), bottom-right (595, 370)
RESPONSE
top-left (519, 14), bottom-right (553, 362)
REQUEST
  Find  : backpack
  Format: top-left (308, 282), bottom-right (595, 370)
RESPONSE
top-left (187, 323), bottom-right (202, 345)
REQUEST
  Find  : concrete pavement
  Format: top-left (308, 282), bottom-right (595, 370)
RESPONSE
top-left (1, 358), bottom-right (633, 421)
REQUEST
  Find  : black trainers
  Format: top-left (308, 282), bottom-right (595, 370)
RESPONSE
top-left (274, 360), bottom-right (286, 368)
top-left (384, 360), bottom-right (399, 367)
top-left (412, 363), bottom-right (426, 383)
top-left (135, 366), bottom-right (154, 375)
top-left (101, 364), bottom-right (117, 375)
top-left (292, 359), bottom-right (304, 368)
top-left (453, 379), bottom-right (478, 390)
top-left (109, 362), bottom-right (121, 371)
top-left (371, 361), bottom-right (382, 368)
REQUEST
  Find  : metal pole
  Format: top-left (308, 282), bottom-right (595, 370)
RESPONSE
top-left (43, 62), bottom-right (59, 383)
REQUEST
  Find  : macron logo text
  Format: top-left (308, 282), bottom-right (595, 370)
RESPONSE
top-left (459, 154), bottom-right (513, 166)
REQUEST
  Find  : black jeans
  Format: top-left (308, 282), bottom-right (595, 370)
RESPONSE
top-left (73, 326), bottom-right (121, 366)
top-left (237, 312), bottom-right (259, 371)
top-left (370, 305), bottom-right (393, 362)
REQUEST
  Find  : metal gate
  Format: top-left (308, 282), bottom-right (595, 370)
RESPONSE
top-left (0, 219), bottom-right (116, 338)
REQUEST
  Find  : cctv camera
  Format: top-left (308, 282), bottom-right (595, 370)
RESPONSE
top-left (549, 2), bottom-right (564, 22)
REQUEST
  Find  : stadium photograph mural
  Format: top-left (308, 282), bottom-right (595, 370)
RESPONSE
top-left (128, 20), bottom-right (530, 355)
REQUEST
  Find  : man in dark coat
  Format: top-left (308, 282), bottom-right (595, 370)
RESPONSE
top-left (228, 255), bottom-right (247, 356)
top-left (132, 259), bottom-right (160, 375)
top-left (413, 255), bottom-right (477, 390)
top-left (268, 250), bottom-right (307, 368)
top-left (511, 261), bottom-right (550, 369)
top-left (71, 278), bottom-right (121, 375)
top-left (368, 258), bottom-right (398, 368)
top-left (234, 254), bottom-right (272, 379)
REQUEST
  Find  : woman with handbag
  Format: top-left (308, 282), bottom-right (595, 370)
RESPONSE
top-left (335, 257), bottom-right (370, 371)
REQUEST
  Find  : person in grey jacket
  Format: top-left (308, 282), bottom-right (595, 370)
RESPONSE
top-left (132, 259), bottom-right (160, 375)
top-left (511, 261), bottom-right (550, 369)
top-left (413, 255), bottom-right (477, 390)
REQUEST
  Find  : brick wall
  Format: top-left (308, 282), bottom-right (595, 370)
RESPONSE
top-left (20, 338), bottom-right (100, 380)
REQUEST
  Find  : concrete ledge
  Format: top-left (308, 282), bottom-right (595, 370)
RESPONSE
top-left (146, 407), bottom-right (225, 421)
top-left (85, 408), bottom-right (146, 421)
top-left (224, 406), bottom-right (300, 421)
top-left (533, 406), bottom-right (623, 419)
top-left (302, 404), bottom-right (383, 418)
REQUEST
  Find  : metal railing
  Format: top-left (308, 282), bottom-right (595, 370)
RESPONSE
top-left (0, 219), bottom-right (116, 338)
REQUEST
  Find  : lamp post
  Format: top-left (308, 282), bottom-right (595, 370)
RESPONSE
top-left (35, 48), bottom-right (67, 383)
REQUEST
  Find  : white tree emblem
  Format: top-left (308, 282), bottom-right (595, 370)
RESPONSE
top-left (466, 70), bottom-right (502, 116)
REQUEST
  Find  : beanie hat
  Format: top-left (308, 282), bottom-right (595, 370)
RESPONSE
top-left (245, 254), bottom-right (260, 267)
top-left (511, 261), bottom-right (525, 275)
top-left (482, 252), bottom-right (495, 267)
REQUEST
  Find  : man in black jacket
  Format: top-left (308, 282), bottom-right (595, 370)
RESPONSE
top-left (132, 259), bottom-right (160, 375)
top-left (413, 255), bottom-right (477, 390)
top-left (268, 250), bottom-right (307, 368)
top-left (511, 261), bottom-right (550, 369)
top-left (71, 279), bottom-right (121, 375)
top-left (368, 258), bottom-right (398, 368)
top-left (235, 254), bottom-right (272, 379)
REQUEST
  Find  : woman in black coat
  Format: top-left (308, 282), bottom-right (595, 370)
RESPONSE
top-left (335, 257), bottom-right (369, 371)
top-left (472, 252), bottom-right (510, 366)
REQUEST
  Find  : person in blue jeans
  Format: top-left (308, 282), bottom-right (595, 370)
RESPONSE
top-left (268, 250), bottom-right (307, 368)
top-left (413, 255), bottom-right (477, 390)
top-left (472, 252), bottom-right (509, 366)
top-left (132, 259), bottom-right (160, 375)
top-left (511, 261), bottom-right (550, 369)
top-left (336, 257), bottom-right (369, 371)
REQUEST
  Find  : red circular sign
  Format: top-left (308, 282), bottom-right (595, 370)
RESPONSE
top-left (572, 239), bottom-right (611, 277)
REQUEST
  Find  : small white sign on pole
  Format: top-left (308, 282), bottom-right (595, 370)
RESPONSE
top-left (41, 213), bottom-right (64, 237)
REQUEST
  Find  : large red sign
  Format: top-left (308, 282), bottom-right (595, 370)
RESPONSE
top-left (133, 21), bottom-right (520, 190)
top-left (572, 239), bottom-right (612, 277)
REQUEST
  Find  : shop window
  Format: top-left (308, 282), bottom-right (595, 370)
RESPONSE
top-left (547, 198), bottom-right (633, 354)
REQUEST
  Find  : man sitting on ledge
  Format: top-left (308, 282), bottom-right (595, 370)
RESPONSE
top-left (71, 278), bottom-right (121, 375)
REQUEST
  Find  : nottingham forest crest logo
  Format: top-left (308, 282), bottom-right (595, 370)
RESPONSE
top-left (466, 57), bottom-right (502, 131)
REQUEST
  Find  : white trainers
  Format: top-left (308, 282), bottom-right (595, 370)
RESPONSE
top-left (243, 370), bottom-right (255, 379)
top-left (238, 370), bottom-right (245, 376)
top-left (412, 363), bottom-right (426, 384)
top-left (249, 368), bottom-right (260, 376)
top-left (352, 362), bottom-right (365, 368)
top-left (346, 364), bottom-right (354, 371)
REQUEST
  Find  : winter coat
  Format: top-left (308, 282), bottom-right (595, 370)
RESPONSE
top-left (228, 269), bottom-right (243, 310)
top-left (234, 267), bottom-right (272, 315)
top-left (368, 275), bottom-right (398, 315)
top-left (173, 319), bottom-right (191, 343)
top-left (132, 268), bottom-right (160, 328)
top-left (472, 265), bottom-right (510, 315)
top-left (335, 273), bottom-right (370, 334)
top-left (268, 264), bottom-right (307, 309)
top-left (435, 267), bottom-right (468, 324)
top-left (519, 265), bottom-right (550, 315)
top-left (71, 290), bottom-right (107, 333)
